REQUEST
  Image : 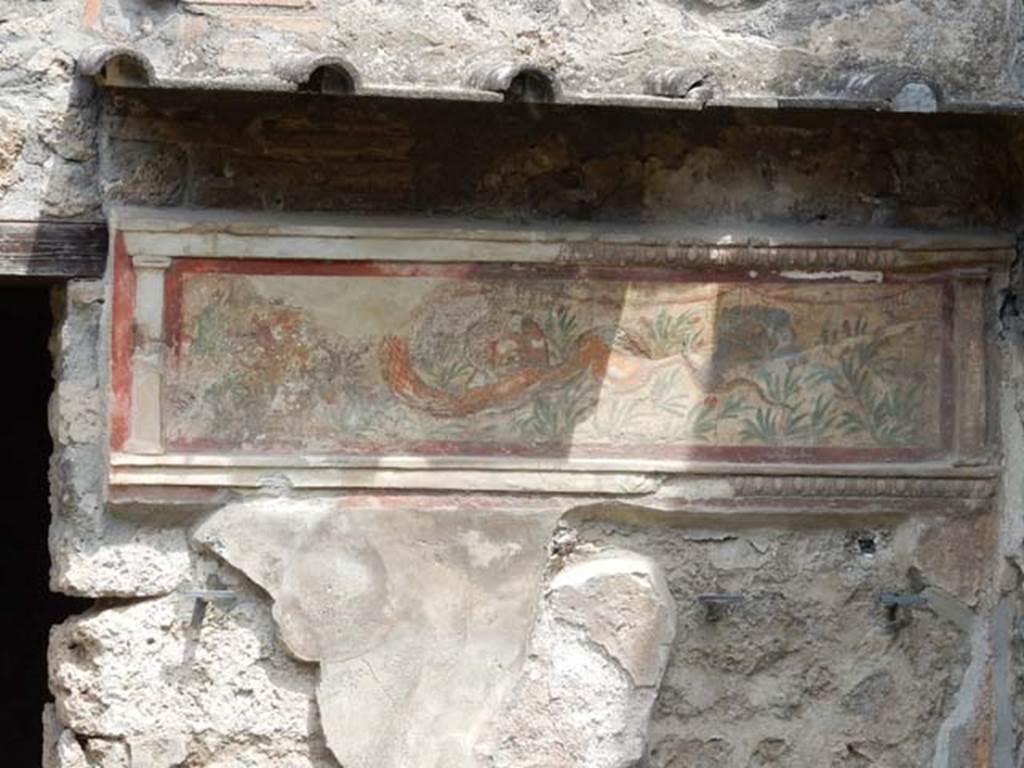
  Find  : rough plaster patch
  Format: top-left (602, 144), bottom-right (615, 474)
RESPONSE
top-left (193, 497), bottom-right (561, 768)
top-left (546, 552), bottom-right (675, 688)
top-left (194, 500), bottom-right (675, 768)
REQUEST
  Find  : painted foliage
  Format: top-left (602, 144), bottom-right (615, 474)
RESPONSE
top-left (162, 264), bottom-right (947, 460)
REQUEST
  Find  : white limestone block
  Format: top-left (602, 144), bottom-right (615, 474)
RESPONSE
top-left (475, 549), bottom-right (677, 768)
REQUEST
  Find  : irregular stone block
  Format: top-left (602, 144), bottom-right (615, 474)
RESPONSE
top-left (41, 159), bottom-right (100, 218)
top-left (42, 704), bottom-right (62, 768)
top-left (49, 519), bottom-right (192, 598)
top-left (194, 498), bottom-right (562, 768)
top-left (86, 739), bottom-right (130, 768)
top-left (55, 730), bottom-right (88, 768)
top-left (48, 588), bottom-right (332, 766)
top-left (475, 549), bottom-right (676, 768)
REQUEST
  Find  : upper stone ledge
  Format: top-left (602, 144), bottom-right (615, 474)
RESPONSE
top-left (78, 44), bottom-right (1024, 116)
top-left (73, 0), bottom-right (1024, 115)
top-left (109, 205), bottom-right (1016, 254)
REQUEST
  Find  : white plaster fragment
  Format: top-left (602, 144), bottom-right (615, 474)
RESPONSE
top-left (193, 497), bottom-right (563, 768)
top-left (476, 549), bottom-right (676, 768)
top-left (778, 270), bottom-right (884, 283)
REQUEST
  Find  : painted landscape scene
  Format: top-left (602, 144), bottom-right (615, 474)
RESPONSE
top-left (162, 264), bottom-right (947, 460)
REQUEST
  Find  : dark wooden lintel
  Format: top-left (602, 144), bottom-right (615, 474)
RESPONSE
top-left (0, 220), bottom-right (108, 280)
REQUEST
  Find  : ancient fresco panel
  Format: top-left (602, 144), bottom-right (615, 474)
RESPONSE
top-left (159, 261), bottom-right (949, 462)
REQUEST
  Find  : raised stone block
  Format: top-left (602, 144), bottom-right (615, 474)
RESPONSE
top-left (476, 550), bottom-right (676, 768)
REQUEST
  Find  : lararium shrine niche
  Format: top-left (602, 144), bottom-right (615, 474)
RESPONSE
top-left (100, 208), bottom-right (1007, 768)
top-left (107, 208), bottom-right (1001, 508)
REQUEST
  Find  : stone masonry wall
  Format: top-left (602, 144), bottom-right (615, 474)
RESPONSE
top-left (0, 1), bottom-right (1020, 765)
top-left (34, 88), bottom-right (1024, 767)
top-left (47, 280), bottom-right (336, 768)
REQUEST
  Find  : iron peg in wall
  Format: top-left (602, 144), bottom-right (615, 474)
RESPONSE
top-left (879, 591), bottom-right (927, 629)
top-left (183, 588), bottom-right (238, 632)
top-left (696, 593), bottom-right (744, 623)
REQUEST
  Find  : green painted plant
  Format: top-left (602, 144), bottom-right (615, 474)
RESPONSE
top-left (689, 402), bottom-right (719, 442)
top-left (806, 393), bottom-right (838, 443)
top-left (642, 310), bottom-right (703, 357)
top-left (649, 369), bottom-right (691, 417)
top-left (739, 406), bottom-right (808, 444)
top-left (514, 375), bottom-right (595, 443)
top-left (810, 318), bottom-right (921, 447)
top-left (590, 398), bottom-right (644, 439)
top-left (760, 366), bottom-right (802, 408)
top-left (417, 337), bottom-right (473, 393)
top-left (543, 307), bottom-right (580, 365)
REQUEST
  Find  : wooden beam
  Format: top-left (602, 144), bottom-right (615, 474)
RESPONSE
top-left (0, 220), bottom-right (107, 280)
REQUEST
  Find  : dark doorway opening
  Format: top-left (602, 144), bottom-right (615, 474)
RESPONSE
top-left (0, 285), bottom-right (88, 766)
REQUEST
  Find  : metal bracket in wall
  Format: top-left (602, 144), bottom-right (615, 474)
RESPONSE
top-left (879, 592), bottom-right (928, 607)
top-left (696, 594), bottom-right (744, 623)
top-left (879, 591), bottom-right (928, 632)
top-left (183, 588), bottom-right (238, 632)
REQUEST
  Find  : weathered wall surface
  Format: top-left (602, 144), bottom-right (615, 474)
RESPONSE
top-left (1, 0), bottom-right (1023, 237)
top-left (0, 2), bottom-right (104, 221)
top-left (0, 1), bottom-right (1018, 767)
top-left (580, 516), bottom-right (990, 767)
top-left (25, 0), bottom-right (1024, 103)
top-left (31, 85), bottom-right (1023, 768)
top-left (98, 90), bottom-right (1022, 228)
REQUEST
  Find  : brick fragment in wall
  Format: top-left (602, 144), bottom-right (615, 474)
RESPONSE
top-left (48, 281), bottom-right (191, 597)
top-left (910, 513), bottom-right (997, 606)
top-left (48, 583), bottom-right (335, 767)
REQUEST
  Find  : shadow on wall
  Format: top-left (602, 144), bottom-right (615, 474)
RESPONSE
top-left (0, 285), bottom-right (90, 767)
top-left (83, 86), bottom-right (1023, 228)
